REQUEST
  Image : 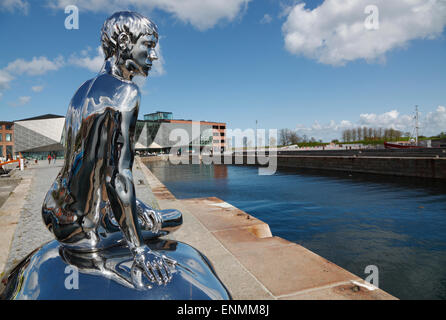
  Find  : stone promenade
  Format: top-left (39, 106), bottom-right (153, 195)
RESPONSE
top-left (0, 159), bottom-right (158, 274)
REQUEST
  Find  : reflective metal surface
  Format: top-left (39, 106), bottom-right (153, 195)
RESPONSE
top-left (0, 240), bottom-right (231, 300)
top-left (40, 11), bottom-right (177, 286)
top-left (0, 11), bottom-right (230, 298)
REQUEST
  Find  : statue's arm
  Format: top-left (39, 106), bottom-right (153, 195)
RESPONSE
top-left (105, 85), bottom-right (171, 286)
top-left (107, 97), bottom-right (142, 249)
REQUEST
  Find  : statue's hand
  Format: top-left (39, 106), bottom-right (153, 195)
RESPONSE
top-left (132, 246), bottom-right (175, 287)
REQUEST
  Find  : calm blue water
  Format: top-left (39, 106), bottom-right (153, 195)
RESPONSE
top-left (146, 162), bottom-right (446, 300)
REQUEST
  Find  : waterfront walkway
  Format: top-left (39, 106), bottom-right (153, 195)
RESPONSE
top-left (0, 158), bottom-right (397, 299)
top-left (0, 160), bottom-right (159, 274)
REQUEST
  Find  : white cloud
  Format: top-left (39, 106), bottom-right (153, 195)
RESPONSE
top-left (31, 85), bottom-right (44, 92)
top-left (151, 42), bottom-right (165, 77)
top-left (4, 56), bottom-right (64, 76)
top-left (0, 70), bottom-right (14, 90)
top-left (0, 56), bottom-right (64, 93)
top-left (296, 118), bottom-right (354, 141)
top-left (424, 106), bottom-right (446, 135)
top-left (294, 107), bottom-right (446, 141)
top-left (358, 110), bottom-right (413, 131)
top-left (47, 0), bottom-right (251, 30)
top-left (9, 96), bottom-right (31, 107)
top-left (0, 0), bottom-right (29, 14)
top-left (260, 13), bottom-right (272, 24)
top-left (282, 0), bottom-right (446, 66)
top-left (69, 46), bottom-right (105, 73)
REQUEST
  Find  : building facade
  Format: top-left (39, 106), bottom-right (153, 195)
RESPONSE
top-left (13, 114), bottom-right (65, 159)
top-left (0, 121), bottom-right (14, 160)
top-left (2, 111), bottom-right (226, 160)
top-left (136, 112), bottom-right (226, 153)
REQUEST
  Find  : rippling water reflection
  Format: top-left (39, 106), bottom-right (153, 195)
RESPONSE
top-left (146, 162), bottom-right (446, 300)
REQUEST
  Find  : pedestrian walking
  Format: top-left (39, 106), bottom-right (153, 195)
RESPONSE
top-left (47, 154), bottom-right (51, 164)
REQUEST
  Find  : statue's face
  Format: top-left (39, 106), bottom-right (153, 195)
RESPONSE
top-left (129, 34), bottom-right (158, 77)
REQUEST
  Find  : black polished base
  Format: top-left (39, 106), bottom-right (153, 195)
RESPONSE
top-left (0, 239), bottom-right (231, 300)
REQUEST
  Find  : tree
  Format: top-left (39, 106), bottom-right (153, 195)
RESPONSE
top-left (357, 127), bottom-right (362, 141)
top-left (345, 129), bottom-right (352, 142)
top-left (351, 129), bottom-right (357, 142)
top-left (363, 127), bottom-right (368, 140)
top-left (279, 129), bottom-right (290, 146)
top-left (289, 131), bottom-right (300, 145)
top-left (269, 136), bottom-right (277, 147)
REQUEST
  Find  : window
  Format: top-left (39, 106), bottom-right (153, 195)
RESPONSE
top-left (0, 146), bottom-right (3, 157)
top-left (6, 133), bottom-right (12, 142)
top-left (0, 133), bottom-right (2, 141)
top-left (6, 146), bottom-right (12, 158)
top-left (5, 125), bottom-right (12, 130)
top-left (0, 125), bottom-right (2, 129)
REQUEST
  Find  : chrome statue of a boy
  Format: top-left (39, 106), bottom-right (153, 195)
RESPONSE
top-left (0, 12), bottom-right (230, 300)
top-left (41, 11), bottom-right (174, 286)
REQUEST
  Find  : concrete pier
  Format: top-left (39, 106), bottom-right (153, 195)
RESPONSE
top-left (138, 157), bottom-right (397, 300)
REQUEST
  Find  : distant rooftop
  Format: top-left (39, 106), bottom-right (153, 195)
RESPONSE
top-left (144, 111), bottom-right (173, 121)
top-left (15, 114), bottom-right (65, 122)
top-left (142, 111), bottom-right (225, 125)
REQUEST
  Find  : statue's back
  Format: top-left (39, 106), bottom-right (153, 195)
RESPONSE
top-left (42, 73), bottom-right (139, 247)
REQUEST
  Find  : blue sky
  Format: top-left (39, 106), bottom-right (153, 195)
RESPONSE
top-left (1, 0), bottom-right (445, 141)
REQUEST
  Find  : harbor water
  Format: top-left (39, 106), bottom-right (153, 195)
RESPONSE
top-left (146, 161), bottom-right (446, 300)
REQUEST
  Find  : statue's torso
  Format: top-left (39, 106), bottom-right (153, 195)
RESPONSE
top-left (42, 73), bottom-right (140, 249)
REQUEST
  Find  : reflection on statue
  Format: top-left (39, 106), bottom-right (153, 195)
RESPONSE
top-left (41, 11), bottom-right (176, 287)
top-left (0, 11), bottom-right (230, 300)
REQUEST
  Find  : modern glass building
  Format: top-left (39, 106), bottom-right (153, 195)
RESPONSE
top-left (2, 112), bottom-right (226, 160)
top-left (143, 111), bottom-right (173, 121)
top-left (136, 112), bottom-right (226, 153)
top-left (13, 114), bottom-right (65, 159)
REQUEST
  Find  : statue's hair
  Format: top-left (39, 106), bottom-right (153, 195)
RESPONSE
top-left (101, 11), bottom-right (158, 59)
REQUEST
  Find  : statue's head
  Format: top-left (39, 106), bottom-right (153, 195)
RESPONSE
top-left (101, 11), bottom-right (159, 78)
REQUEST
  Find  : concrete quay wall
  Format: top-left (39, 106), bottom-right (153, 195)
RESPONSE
top-left (275, 156), bottom-right (446, 179)
top-left (210, 153), bottom-right (446, 179)
top-left (159, 148), bottom-right (446, 179)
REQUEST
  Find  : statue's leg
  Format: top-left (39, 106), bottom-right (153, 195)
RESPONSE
top-left (105, 198), bottom-right (182, 237)
top-left (135, 199), bottom-right (183, 235)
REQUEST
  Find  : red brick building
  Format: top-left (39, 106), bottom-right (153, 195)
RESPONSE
top-left (0, 121), bottom-right (14, 160)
